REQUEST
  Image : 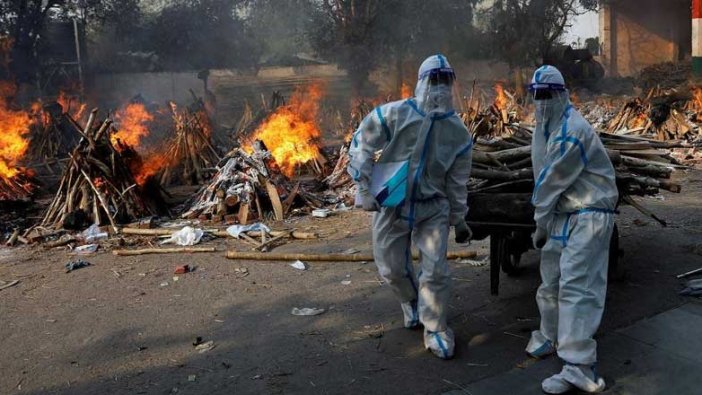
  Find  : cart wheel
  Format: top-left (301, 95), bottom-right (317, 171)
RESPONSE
top-left (608, 224), bottom-right (624, 280)
top-left (503, 251), bottom-right (522, 276)
top-left (500, 233), bottom-right (522, 276)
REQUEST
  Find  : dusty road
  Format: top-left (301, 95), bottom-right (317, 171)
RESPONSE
top-left (1, 170), bottom-right (701, 395)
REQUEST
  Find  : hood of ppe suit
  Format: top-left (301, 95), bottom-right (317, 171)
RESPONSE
top-left (531, 66), bottom-right (571, 178)
top-left (415, 54), bottom-right (455, 113)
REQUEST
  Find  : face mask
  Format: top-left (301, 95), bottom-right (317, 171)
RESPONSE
top-left (426, 84), bottom-right (452, 111)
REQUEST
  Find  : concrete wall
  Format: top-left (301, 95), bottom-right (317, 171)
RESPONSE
top-left (91, 72), bottom-right (203, 109)
top-left (600, 0), bottom-right (691, 77)
top-left (89, 60), bottom-right (510, 131)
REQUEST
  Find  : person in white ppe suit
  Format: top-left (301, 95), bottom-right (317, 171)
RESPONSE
top-left (525, 65), bottom-right (618, 394)
top-left (347, 54), bottom-right (473, 359)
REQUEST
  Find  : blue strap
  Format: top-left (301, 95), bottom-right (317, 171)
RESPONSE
top-left (375, 107), bottom-right (391, 141)
top-left (572, 207), bottom-right (616, 215)
top-left (405, 99), bottom-right (426, 117)
top-left (433, 332), bottom-right (450, 359)
top-left (431, 110), bottom-right (456, 120)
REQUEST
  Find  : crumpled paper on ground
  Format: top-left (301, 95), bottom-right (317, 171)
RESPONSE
top-left (161, 226), bottom-right (204, 246)
top-left (226, 223), bottom-right (271, 238)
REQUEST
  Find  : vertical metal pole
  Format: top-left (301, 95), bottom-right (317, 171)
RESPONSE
top-left (693, 0), bottom-right (702, 76)
top-left (73, 18), bottom-right (84, 98)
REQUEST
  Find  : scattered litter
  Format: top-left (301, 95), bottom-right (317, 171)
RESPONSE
top-left (81, 224), bottom-right (108, 243)
top-left (341, 280), bottom-right (352, 285)
top-left (72, 244), bottom-right (99, 255)
top-left (173, 276), bottom-right (180, 282)
top-left (111, 270), bottom-right (122, 278)
top-left (160, 281), bottom-right (169, 287)
top-left (162, 226), bottom-right (204, 246)
top-left (334, 203), bottom-right (352, 212)
top-left (65, 260), bottom-right (91, 273)
top-left (195, 340), bottom-right (216, 353)
top-left (226, 223), bottom-right (270, 239)
top-left (342, 248), bottom-right (360, 255)
top-left (312, 208), bottom-right (331, 218)
top-left (234, 267), bottom-right (249, 277)
top-left (291, 307), bottom-right (325, 316)
top-left (680, 278), bottom-right (702, 297)
top-left (457, 256), bottom-right (489, 267)
top-left (251, 374), bottom-right (263, 380)
top-left (290, 260), bottom-right (307, 270)
top-left (174, 264), bottom-right (191, 274)
top-left (0, 280), bottom-right (20, 291)
top-left (187, 374), bottom-right (196, 382)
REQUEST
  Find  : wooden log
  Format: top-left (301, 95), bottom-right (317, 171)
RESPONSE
top-left (621, 155), bottom-right (683, 168)
top-left (628, 176), bottom-right (681, 193)
top-left (471, 168), bottom-right (533, 181)
top-left (5, 229), bottom-right (20, 246)
top-left (113, 247), bottom-right (216, 256)
top-left (626, 164), bottom-right (673, 179)
top-left (264, 180), bottom-right (284, 221)
top-left (43, 236), bottom-right (77, 249)
top-left (254, 232), bottom-right (290, 251)
top-left (225, 250), bottom-right (478, 262)
top-left (238, 202), bottom-right (250, 225)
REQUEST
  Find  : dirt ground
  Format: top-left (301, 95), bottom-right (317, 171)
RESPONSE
top-left (1, 170), bottom-right (702, 395)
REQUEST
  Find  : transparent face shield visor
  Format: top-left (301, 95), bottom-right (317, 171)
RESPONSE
top-left (528, 82), bottom-right (569, 128)
top-left (417, 68), bottom-right (461, 113)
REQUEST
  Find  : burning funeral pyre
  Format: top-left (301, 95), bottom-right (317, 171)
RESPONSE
top-left (0, 82), bottom-right (35, 201)
top-left (39, 109), bottom-right (162, 232)
top-left (182, 84), bottom-right (332, 223)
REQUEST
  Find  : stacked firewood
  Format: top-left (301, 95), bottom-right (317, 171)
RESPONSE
top-left (28, 102), bottom-right (82, 161)
top-left (39, 109), bottom-right (161, 231)
top-left (0, 172), bottom-right (34, 201)
top-left (603, 88), bottom-right (702, 142)
top-left (468, 123), bottom-right (683, 225)
top-left (183, 142), bottom-right (298, 223)
top-left (158, 100), bottom-right (221, 185)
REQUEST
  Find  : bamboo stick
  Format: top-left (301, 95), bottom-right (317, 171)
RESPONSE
top-left (113, 247), bottom-right (216, 256)
top-left (225, 250), bottom-right (478, 262)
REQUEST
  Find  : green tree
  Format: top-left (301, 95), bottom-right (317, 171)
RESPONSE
top-left (307, 0), bottom-right (479, 96)
top-left (478, 0), bottom-right (598, 69)
top-left (146, 0), bottom-right (258, 70)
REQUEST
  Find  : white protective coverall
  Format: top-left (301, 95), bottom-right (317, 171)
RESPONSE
top-left (347, 55), bottom-right (472, 359)
top-left (525, 65), bottom-right (618, 393)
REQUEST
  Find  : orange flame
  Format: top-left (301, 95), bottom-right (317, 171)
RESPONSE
top-left (247, 83), bottom-right (324, 177)
top-left (692, 87), bottom-right (702, 111)
top-left (135, 152), bottom-right (171, 186)
top-left (0, 82), bottom-right (33, 179)
top-left (56, 91), bottom-right (87, 120)
top-left (494, 83), bottom-right (508, 109)
top-left (111, 103), bottom-right (154, 149)
top-left (401, 82), bottom-right (412, 99)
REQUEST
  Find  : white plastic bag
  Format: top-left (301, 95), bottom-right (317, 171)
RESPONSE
top-left (161, 226), bottom-right (204, 246)
top-left (291, 307), bottom-right (325, 316)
